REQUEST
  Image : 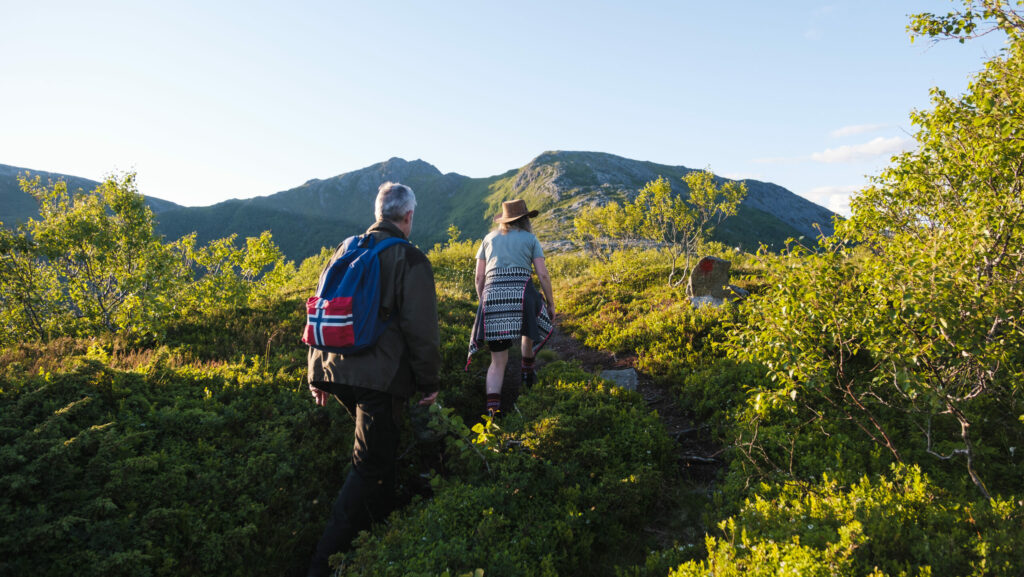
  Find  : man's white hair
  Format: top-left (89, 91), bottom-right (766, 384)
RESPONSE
top-left (375, 182), bottom-right (417, 222)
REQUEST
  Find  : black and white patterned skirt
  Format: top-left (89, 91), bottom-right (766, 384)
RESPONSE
top-left (467, 266), bottom-right (553, 365)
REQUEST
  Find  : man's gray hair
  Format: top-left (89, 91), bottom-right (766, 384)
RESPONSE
top-left (375, 181), bottom-right (417, 222)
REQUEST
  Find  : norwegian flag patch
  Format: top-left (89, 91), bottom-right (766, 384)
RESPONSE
top-left (304, 296), bottom-right (355, 349)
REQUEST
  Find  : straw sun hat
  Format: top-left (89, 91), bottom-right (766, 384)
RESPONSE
top-left (493, 199), bottom-right (539, 223)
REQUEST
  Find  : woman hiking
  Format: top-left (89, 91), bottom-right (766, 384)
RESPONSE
top-left (467, 199), bottom-right (555, 417)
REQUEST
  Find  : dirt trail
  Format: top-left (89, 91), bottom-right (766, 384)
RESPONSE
top-left (496, 323), bottom-right (720, 478)
top-left (542, 324), bottom-right (723, 553)
top-left (543, 327), bottom-right (720, 473)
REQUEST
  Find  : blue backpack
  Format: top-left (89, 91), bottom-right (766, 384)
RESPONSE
top-left (302, 234), bottom-right (410, 354)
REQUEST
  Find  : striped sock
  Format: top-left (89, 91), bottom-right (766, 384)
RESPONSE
top-left (486, 393), bottom-right (501, 416)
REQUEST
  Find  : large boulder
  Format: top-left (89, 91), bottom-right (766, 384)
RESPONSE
top-left (689, 256), bottom-right (730, 299)
top-left (688, 256), bottom-right (748, 308)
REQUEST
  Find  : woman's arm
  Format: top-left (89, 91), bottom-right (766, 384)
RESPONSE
top-left (475, 258), bottom-right (487, 300)
top-left (533, 257), bottom-right (555, 318)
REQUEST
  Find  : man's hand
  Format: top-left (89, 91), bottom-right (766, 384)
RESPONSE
top-left (418, 391), bottom-right (439, 406)
top-left (309, 383), bottom-right (329, 407)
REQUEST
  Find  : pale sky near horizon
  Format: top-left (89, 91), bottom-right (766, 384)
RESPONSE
top-left (0, 1), bottom-right (1009, 217)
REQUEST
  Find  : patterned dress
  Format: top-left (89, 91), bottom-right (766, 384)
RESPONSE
top-left (466, 230), bottom-right (554, 366)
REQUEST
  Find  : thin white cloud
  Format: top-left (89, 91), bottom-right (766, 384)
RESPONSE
top-left (805, 184), bottom-right (860, 201)
top-left (827, 194), bottom-right (853, 216)
top-left (829, 123), bottom-right (889, 138)
top-left (811, 136), bottom-right (912, 163)
top-left (803, 185), bottom-right (859, 216)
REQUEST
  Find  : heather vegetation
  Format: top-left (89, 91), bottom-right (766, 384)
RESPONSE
top-left (2, 3), bottom-right (1023, 576)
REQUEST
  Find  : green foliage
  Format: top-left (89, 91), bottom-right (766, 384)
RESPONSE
top-left (552, 248), bottom-right (758, 362)
top-left (668, 529), bottom-right (864, 577)
top-left (0, 173), bottom-right (290, 347)
top-left (174, 230), bottom-right (289, 312)
top-left (909, 1), bottom-right (1024, 44)
top-left (730, 31), bottom-right (1024, 500)
top-left (163, 298), bottom-right (307, 365)
top-left (446, 224), bottom-right (462, 245)
top-left (429, 238), bottom-right (479, 301)
top-left (0, 224), bottom-right (65, 342)
top-left (4, 173), bottom-right (182, 342)
top-left (672, 465), bottom-right (1024, 576)
top-left (572, 168), bottom-right (747, 285)
top-left (0, 347), bottom-right (343, 577)
top-left (546, 114), bottom-right (1024, 570)
top-left (276, 246), bottom-right (334, 302)
top-left (336, 363), bottom-right (675, 576)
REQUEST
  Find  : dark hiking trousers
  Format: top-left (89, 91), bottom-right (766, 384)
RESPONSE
top-left (307, 384), bottom-right (402, 577)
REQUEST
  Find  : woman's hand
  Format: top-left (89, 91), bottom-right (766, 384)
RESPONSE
top-left (533, 257), bottom-right (555, 319)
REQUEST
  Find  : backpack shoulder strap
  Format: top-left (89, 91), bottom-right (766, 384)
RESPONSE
top-left (366, 235), bottom-right (411, 256)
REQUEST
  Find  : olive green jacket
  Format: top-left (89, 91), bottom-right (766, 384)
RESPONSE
top-left (307, 220), bottom-right (441, 398)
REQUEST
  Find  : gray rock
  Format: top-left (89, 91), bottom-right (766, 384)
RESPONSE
top-left (600, 368), bottom-right (638, 391)
top-left (688, 256), bottom-right (732, 300)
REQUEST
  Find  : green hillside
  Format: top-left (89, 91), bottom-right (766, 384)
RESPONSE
top-left (0, 165), bottom-right (100, 226)
top-left (0, 164), bottom-right (182, 226)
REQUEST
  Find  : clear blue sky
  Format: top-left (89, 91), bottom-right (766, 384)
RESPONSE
top-left (0, 1), bottom-right (1007, 216)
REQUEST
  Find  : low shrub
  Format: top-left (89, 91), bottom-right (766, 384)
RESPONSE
top-left (0, 353), bottom-right (345, 577)
top-left (671, 465), bottom-right (1024, 576)
top-left (337, 362), bottom-right (676, 577)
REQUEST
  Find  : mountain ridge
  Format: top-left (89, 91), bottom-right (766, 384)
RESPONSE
top-left (0, 164), bottom-right (183, 225)
top-left (1, 152), bottom-right (837, 262)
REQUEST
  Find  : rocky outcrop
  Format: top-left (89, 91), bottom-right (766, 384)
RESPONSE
top-left (508, 151), bottom-right (836, 241)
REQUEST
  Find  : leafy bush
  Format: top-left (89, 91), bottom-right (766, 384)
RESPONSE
top-left (571, 170), bottom-right (746, 285)
top-left (728, 35), bottom-right (1024, 500)
top-left (0, 173), bottom-right (290, 347)
top-left (429, 236), bottom-right (478, 300)
top-left (336, 362), bottom-right (675, 576)
top-left (671, 465), bottom-right (1024, 576)
top-left (0, 351), bottom-right (345, 577)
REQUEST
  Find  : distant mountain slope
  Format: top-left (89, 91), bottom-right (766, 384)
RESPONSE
top-left (484, 151), bottom-right (836, 250)
top-left (0, 164), bottom-right (182, 226)
top-left (1, 153), bottom-right (837, 262)
top-left (152, 158), bottom-right (503, 259)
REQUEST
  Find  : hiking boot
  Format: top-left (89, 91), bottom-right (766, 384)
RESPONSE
top-left (521, 369), bottom-right (536, 389)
